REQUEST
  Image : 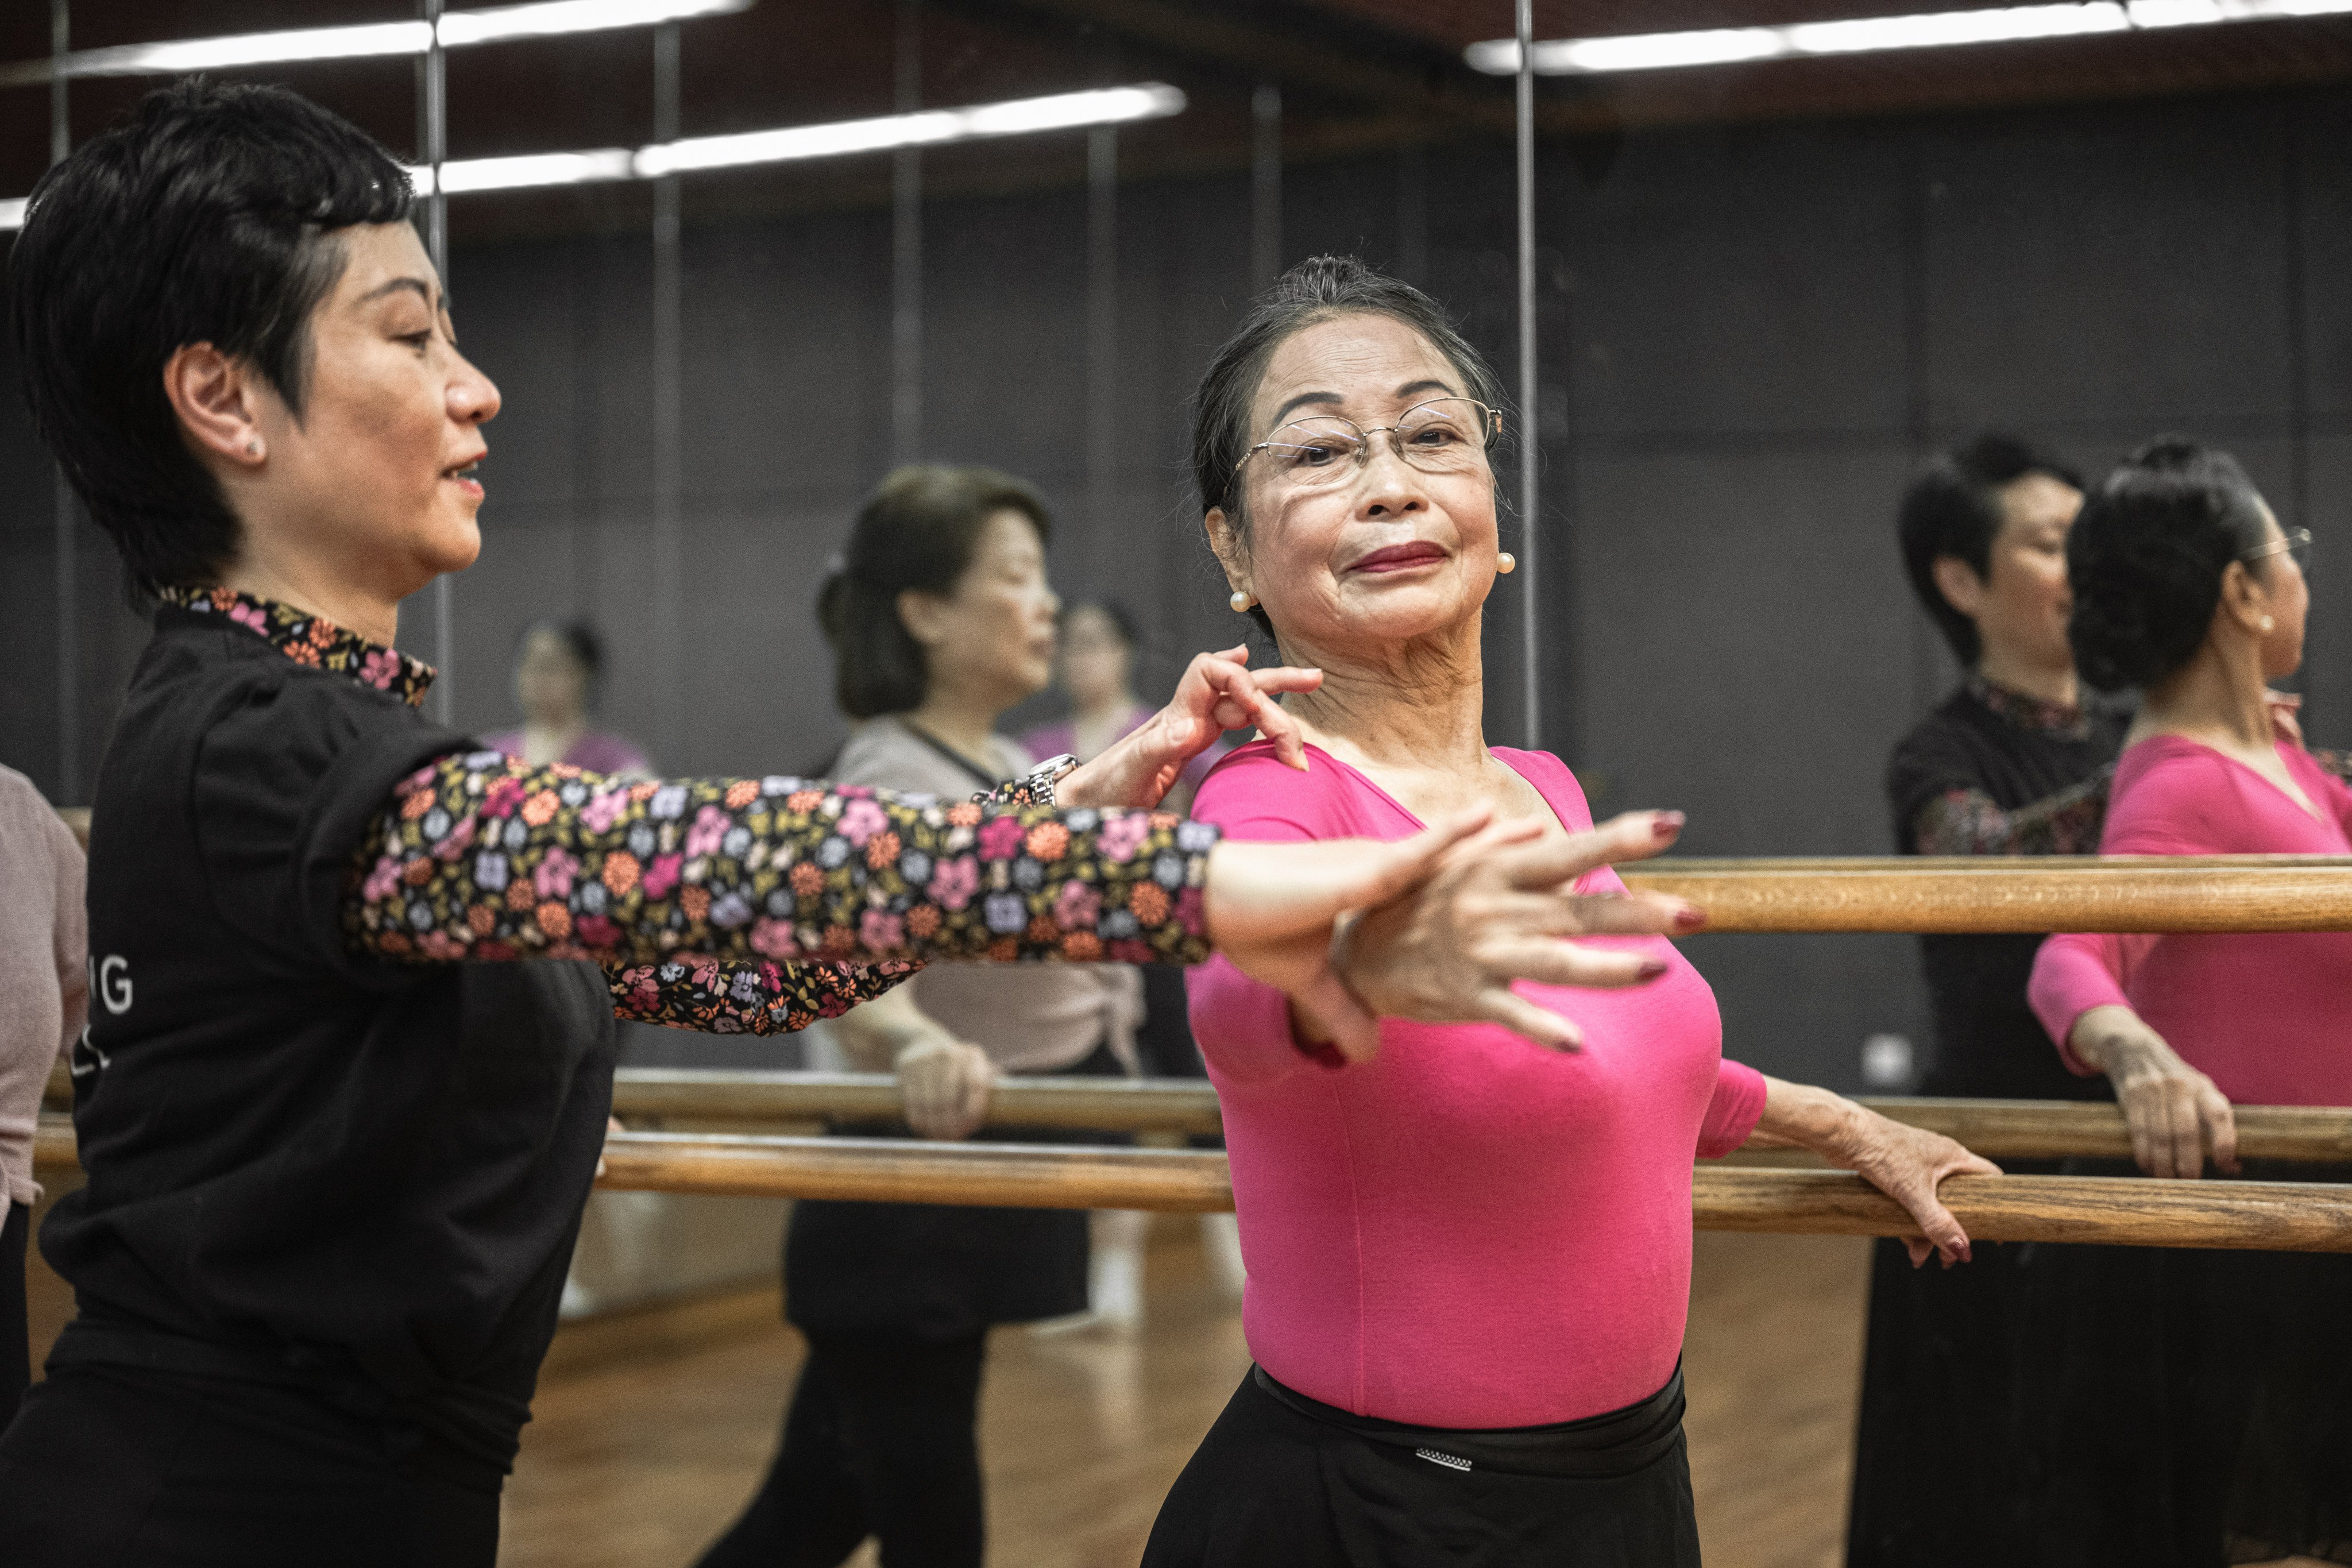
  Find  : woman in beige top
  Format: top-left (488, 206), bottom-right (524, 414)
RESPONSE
top-left (0, 767), bottom-right (87, 1422)
top-left (698, 465), bottom-right (1313, 1568)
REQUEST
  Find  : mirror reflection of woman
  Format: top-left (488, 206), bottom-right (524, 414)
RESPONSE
top-left (2023, 439), bottom-right (2352, 1563)
top-left (698, 468), bottom-right (1159, 1567)
top-left (482, 620), bottom-right (650, 778)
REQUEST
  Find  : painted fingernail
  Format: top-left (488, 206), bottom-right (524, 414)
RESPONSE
top-left (1673, 906), bottom-right (1708, 932)
top-left (1652, 812), bottom-right (1686, 837)
top-left (1636, 959), bottom-right (1668, 979)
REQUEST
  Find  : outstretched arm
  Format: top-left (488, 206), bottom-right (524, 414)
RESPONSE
top-left (1910, 773), bottom-right (2110, 856)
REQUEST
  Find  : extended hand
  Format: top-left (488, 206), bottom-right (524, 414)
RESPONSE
top-left (1057, 646), bottom-right (1321, 809)
top-left (1203, 808), bottom-right (1704, 1061)
top-left (2069, 1004), bottom-right (2237, 1179)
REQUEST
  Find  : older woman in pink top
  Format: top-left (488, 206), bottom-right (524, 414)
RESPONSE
top-left (1141, 257), bottom-right (1997, 1568)
top-left (2023, 438), bottom-right (2351, 1566)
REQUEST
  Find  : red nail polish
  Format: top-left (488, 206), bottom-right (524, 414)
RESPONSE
top-left (1636, 959), bottom-right (1667, 979)
top-left (1651, 812), bottom-right (1685, 839)
top-left (1673, 907), bottom-right (1708, 932)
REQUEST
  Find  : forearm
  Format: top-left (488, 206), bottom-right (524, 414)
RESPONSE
top-left (605, 953), bottom-right (914, 1036)
top-left (1911, 773), bottom-right (2110, 856)
top-left (1751, 1076), bottom-right (1866, 1156)
top-left (829, 985), bottom-right (959, 1071)
top-left (346, 753), bottom-right (1215, 970)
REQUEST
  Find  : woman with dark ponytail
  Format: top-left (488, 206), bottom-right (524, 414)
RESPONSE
top-left (2022, 438), bottom-right (2352, 1564)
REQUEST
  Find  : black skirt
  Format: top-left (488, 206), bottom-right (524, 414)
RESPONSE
top-left (1142, 1365), bottom-right (1699, 1567)
top-left (782, 1041), bottom-right (1124, 1341)
top-left (2010, 1161), bottom-right (2352, 1567)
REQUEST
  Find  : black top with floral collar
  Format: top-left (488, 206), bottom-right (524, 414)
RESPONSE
top-left (160, 585), bottom-right (1216, 1031)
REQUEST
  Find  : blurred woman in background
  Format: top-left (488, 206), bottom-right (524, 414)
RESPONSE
top-left (1026, 602), bottom-right (1248, 1320)
top-left (481, 618), bottom-right (651, 777)
top-left (2023, 439), bottom-right (2351, 1567)
top-left (1849, 432), bottom-right (2127, 1567)
top-left (697, 467), bottom-right (1311, 1568)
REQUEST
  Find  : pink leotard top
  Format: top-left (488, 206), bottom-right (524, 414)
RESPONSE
top-left (1187, 741), bottom-right (1767, 1428)
top-left (2029, 736), bottom-right (2352, 1106)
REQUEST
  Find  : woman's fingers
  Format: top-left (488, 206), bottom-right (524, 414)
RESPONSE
top-left (1474, 987), bottom-right (1583, 1051)
top-left (1474, 938), bottom-right (1667, 992)
top-left (1489, 810), bottom-right (1688, 894)
top-left (2202, 1080), bottom-right (2241, 1175)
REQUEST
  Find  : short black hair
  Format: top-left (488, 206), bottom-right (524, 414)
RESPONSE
top-left (1191, 256), bottom-right (1507, 642)
top-left (9, 79), bottom-right (414, 604)
top-left (2068, 437), bottom-right (2273, 693)
top-left (516, 617), bottom-right (606, 707)
top-left (1898, 432), bottom-right (2083, 665)
top-left (817, 465), bottom-right (1053, 720)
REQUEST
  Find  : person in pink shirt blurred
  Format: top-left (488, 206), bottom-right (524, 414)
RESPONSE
top-left (1139, 257), bottom-right (1997, 1568)
top-left (2023, 438), bottom-right (2350, 1565)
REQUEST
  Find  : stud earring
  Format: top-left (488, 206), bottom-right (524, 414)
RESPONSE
top-left (1496, 552), bottom-right (1517, 576)
top-left (245, 438), bottom-right (262, 457)
top-left (1230, 589), bottom-right (1256, 613)
top-left (2261, 614), bottom-right (2277, 632)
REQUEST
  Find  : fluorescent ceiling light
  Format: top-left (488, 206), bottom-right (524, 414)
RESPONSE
top-left (1466, 0), bottom-right (2352, 74)
top-left (636, 84), bottom-right (1188, 176)
top-left (6, 84), bottom-right (1188, 229)
top-left (0, 0), bottom-right (750, 88)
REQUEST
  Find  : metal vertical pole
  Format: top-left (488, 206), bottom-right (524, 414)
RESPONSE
top-left (1085, 126), bottom-right (1117, 534)
top-left (651, 20), bottom-right (683, 764)
top-left (1515, 0), bottom-right (1540, 751)
top-left (51, 0), bottom-right (78, 805)
top-left (890, 0), bottom-right (922, 466)
top-left (421, 0), bottom-right (455, 724)
top-left (1250, 83), bottom-right (1281, 290)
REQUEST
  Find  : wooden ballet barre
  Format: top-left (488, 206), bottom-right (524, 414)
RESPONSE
top-left (589, 1133), bottom-right (2352, 1252)
top-left (604, 1072), bottom-right (2352, 1165)
top-left (28, 1122), bottom-right (2352, 1249)
top-left (609, 1069), bottom-right (1227, 1136)
top-left (1619, 855), bottom-right (2352, 933)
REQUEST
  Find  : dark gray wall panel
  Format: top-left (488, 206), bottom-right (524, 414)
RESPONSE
top-left (1922, 97), bottom-right (2296, 435)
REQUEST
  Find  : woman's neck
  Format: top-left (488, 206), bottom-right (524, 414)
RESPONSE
top-left (1974, 644), bottom-right (2077, 709)
top-left (1282, 619), bottom-right (1490, 777)
top-left (2133, 639), bottom-right (2272, 755)
top-left (902, 683), bottom-right (1005, 763)
top-left (520, 717), bottom-right (585, 767)
top-left (217, 544), bottom-right (407, 649)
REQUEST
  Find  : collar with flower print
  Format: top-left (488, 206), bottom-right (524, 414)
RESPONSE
top-left (158, 585), bottom-right (437, 709)
top-left (1965, 669), bottom-right (2092, 740)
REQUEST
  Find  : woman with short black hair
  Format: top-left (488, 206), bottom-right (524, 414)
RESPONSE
top-left (2022, 438), bottom-right (2352, 1565)
top-left (0, 82), bottom-right (1663, 1566)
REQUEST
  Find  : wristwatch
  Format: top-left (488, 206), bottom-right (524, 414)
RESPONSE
top-left (984, 753), bottom-right (1079, 809)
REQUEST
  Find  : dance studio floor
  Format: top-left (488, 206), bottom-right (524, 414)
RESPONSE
top-left (495, 1225), bottom-right (1872, 1568)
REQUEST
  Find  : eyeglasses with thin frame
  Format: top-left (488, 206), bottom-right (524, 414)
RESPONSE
top-left (1236, 398), bottom-right (1504, 491)
top-left (2241, 527), bottom-right (2313, 576)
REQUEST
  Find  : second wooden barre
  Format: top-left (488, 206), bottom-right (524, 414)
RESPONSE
top-left (1619, 855), bottom-right (2352, 933)
top-left (590, 1132), bottom-right (2352, 1252)
top-left (606, 1072), bottom-right (2352, 1164)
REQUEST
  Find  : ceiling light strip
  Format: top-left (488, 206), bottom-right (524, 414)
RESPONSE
top-left (3, 84), bottom-right (1189, 226)
top-left (1465, 0), bottom-right (2352, 75)
top-left (0, 0), bottom-right (751, 89)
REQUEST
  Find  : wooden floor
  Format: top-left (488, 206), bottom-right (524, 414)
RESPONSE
top-left (495, 1225), bottom-right (1872, 1568)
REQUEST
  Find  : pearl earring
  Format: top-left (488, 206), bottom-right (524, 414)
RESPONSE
top-left (1230, 589), bottom-right (1256, 613)
top-left (1496, 552), bottom-right (1517, 576)
top-left (2261, 614), bottom-right (2276, 632)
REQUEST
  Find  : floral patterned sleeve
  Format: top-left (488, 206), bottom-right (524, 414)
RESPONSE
top-left (343, 750), bottom-right (1216, 1035)
top-left (1912, 770), bottom-right (2112, 857)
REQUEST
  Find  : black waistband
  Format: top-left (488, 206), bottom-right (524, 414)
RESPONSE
top-left (1250, 1363), bottom-right (1687, 1480)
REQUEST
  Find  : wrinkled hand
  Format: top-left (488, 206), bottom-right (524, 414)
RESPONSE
top-left (1814, 1096), bottom-right (2001, 1267)
top-left (895, 1036), bottom-right (995, 1141)
top-left (2069, 1004), bottom-right (2237, 1179)
top-left (1057, 646), bottom-right (1322, 809)
top-left (1203, 807), bottom-right (1702, 1062)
